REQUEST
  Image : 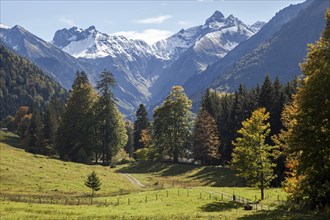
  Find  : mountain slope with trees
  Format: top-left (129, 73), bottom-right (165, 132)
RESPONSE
top-left (185, 0), bottom-right (327, 108)
top-left (0, 45), bottom-right (66, 121)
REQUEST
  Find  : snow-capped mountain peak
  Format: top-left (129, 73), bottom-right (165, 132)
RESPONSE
top-left (205, 10), bottom-right (225, 24)
top-left (152, 11), bottom-right (259, 61)
top-left (51, 26), bottom-right (157, 59)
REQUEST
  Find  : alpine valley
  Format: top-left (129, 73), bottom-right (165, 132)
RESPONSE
top-left (0, 0), bottom-right (327, 117)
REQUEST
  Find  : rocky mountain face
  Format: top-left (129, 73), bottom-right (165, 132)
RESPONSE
top-left (149, 11), bottom-right (259, 106)
top-left (51, 26), bottom-right (168, 115)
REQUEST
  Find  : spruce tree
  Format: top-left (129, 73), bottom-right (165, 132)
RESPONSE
top-left (259, 75), bottom-right (274, 112)
top-left (95, 70), bottom-right (127, 165)
top-left (133, 104), bottom-right (150, 151)
top-left (193, 109), bottom-right (220, 165)
top-left (232, 108), bottom-right (276, 200)
top-left (85, 171), bottom-right (101, 199)
top-left (56, 71), bottom-right (97, 163)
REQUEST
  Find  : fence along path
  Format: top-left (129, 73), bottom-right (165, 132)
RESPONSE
top-left (207, 191), bottom-right (273, 211)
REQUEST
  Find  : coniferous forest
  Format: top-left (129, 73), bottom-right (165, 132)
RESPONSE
top-left (0, 5), bottom-right (329, 219)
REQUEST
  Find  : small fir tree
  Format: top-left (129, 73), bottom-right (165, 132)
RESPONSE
top-left (85, 171), bottom-right (101, 198)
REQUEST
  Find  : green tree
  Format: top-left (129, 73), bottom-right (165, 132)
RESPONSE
top-left (259, 75), bottom-right (274, 112)
top-left (124, 121), bottom-right (134, 158)
top-left (43, 96), bottom-right (64, 153)
top-left (284, 9), bottom-right (330, 209)
top-left (193, 109), bottom-right (220, 165)
top-left (272, 101), bottom-right (300, 196)
top-left (133, 104), bottom-right (150, 151)
top-left (85, 171), bottom-right (101, 199)
top-left (153, 86), bottom-right (193, 162)
top-left (22, 107), bottom-right (44, 154)
top-left (56, 71), bottom-right (98, 163)
top-left (95, 70), bottom-right (127, 165)
top-left (232, 108), bottom-right (276, 200)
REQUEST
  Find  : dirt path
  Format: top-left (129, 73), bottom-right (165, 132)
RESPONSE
top-left (121, 173), bottom-right (146, 188)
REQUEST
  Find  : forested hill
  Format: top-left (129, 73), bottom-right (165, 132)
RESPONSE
top-left (0, 45), bottom-right (67, 120)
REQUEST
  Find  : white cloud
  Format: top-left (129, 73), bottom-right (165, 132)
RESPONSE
top-left (113, 29), bottom-right (173, 45)
top-left (59, 17), bottom-right (75, 26)
top-left (136, 15), bottom-right (172, 24)
top-left (0, 24), bottom-right (10, 29)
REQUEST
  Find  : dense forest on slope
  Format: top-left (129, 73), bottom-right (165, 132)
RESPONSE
top-left (0, 45), bottom-right (67, 120)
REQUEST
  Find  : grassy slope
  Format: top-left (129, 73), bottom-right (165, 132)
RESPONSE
top-left (117, 162), bottom-right (244, 188)
top-left (0, 131), bottom-right (137, 196)
top-left (1, 131), bottom-right (320, 219)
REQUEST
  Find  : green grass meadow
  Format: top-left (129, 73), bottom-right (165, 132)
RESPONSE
top-left (0, 131), bottom-right (322, 219)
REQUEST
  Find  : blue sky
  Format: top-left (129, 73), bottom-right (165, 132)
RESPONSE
top-left (1, 0), bottom-right (305, 44)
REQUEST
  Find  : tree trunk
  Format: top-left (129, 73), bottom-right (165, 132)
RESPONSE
top-left (173, 148), bottom-right (179, 163)
top-left (261, 172), bottom-right (265, 200)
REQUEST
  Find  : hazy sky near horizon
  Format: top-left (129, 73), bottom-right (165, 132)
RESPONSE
top-left (1, 0), bottom-right (305, 44)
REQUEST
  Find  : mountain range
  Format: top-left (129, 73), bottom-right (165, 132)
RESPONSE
top-left (0, 0), bottom-right (327, 117)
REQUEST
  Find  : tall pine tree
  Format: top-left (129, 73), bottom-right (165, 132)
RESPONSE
top-left (95, 70), bottom-right (127, 165)
top-left (56, 71), bottom-right (98, 163)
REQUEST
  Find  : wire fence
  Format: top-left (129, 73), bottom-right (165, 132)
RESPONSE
top-left (0, 188), bottom-right (285, 211)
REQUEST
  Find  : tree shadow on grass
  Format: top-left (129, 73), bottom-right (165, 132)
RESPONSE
top-left (236, 209), bottom-right (321, 220)
top-left (0, 132), bottom-right (22, 149)
top-left (116, 162), bottom-right (247, 187)
top-left (187, 166), bottom-right (245, 187)
top-left (116, 161), bottom-right (198, 176)
top-left (200, 201), bottom-right (241, 212)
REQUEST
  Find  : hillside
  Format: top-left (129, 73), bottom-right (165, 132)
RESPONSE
top-left (0, 45), bottom-right (67, 120)
top-left (0, 131), bottom-right (136, 196)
